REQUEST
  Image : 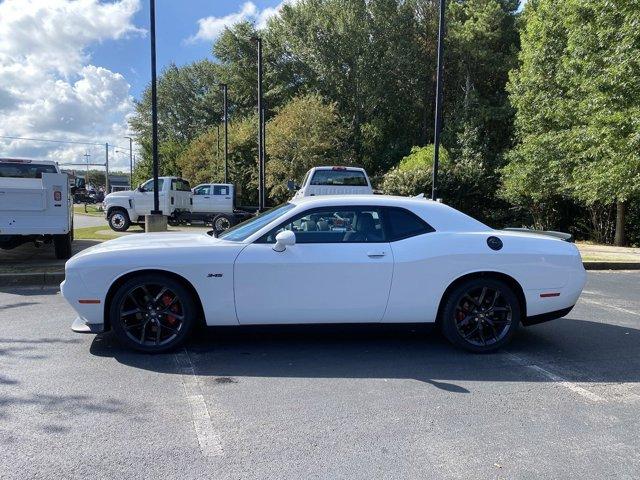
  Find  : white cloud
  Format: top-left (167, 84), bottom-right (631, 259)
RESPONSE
top-left (187, 0), bottom-right (293, 43)
top-left (0, 0), bottom-right (144, 170)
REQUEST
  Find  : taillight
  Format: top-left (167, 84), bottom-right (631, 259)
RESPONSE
top-left (54, 191), bottom-right (62, 201)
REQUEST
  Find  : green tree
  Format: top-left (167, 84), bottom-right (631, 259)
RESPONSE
top-left (562, 0), bottom-right (640, 245)
top-left (130, 61), bottom-right (221, 144)
top-left (177, 116), bottom-right (259, 206)
top-left (266, 94), bottom-right (348, 202)
top-left (129, 61), bottom-right (222, 184)
top-left (132, 139), bottom-right (187, 187)
top-left (505, 0), bottom-right (640, 243)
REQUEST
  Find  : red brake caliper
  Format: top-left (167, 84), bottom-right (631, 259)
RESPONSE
top-left (162, 294), bottom-right (178, 326)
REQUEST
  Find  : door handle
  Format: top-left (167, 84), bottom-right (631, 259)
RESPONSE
top-left (367, 251), bottom-right (386, 258)
top-left (203, 196), bottom-right (210, 199)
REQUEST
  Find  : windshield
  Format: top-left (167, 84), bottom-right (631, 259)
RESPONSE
top-left (219, 203), bottom-right (296, 242)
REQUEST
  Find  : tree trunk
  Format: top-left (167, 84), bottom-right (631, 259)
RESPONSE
top-left (614, 200), bottom-right (626, 246)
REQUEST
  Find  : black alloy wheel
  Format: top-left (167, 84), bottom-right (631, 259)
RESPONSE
top-left (110, 274), bottom-right (196, 353)
top-left (441, 278), bottom-right (520, 353)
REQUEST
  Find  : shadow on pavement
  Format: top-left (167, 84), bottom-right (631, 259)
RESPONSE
top-left (0, 239), bottom-right (100, 272)
top-left (89, 317), bottom-right (640, 391)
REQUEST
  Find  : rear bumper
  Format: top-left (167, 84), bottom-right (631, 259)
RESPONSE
top-left (523, 305), bottom-right (574, 326)
top-left (71, 316), bottom-right (105, 334)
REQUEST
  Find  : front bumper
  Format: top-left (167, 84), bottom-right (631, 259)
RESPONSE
top-left (71, 316), bottom-right (105, 334)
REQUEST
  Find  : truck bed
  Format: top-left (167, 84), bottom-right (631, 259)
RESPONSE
top-left (0, 173), bottom-right (71, 235)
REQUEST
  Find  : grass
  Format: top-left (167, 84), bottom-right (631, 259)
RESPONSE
top-left (74, 226), bottom-right (123, 241)
top-left (73, 204), bottom-right (104, 216)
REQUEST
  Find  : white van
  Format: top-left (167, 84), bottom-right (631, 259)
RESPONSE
top-left (0, 158), bottom-right (73, 259)
top-left (293, 166), bottom-right (373, 198)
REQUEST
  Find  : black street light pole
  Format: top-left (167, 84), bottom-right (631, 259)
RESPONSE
top-left (257, 37), bottom-right (265, 212)
top-left (216, 124), bottom-right (220, 179)
top-left (221, 83), bottom-right (228, 184)
top-left (149, 0), bottom-right (160, 214)
top-left (432, 0), bottom-right (446, 201)
top-left (124, 136), bottom-right (133, 187)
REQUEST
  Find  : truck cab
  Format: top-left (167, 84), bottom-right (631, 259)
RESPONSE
top-left (0, 158), bottom-right (73, 259)
top-left (191, 183), bottom-right (235, 215)
top-left (293, 166), bottom-right (373, 198)
top-left (103, 176), bottom-right (192, 231)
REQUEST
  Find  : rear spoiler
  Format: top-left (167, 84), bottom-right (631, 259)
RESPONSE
top-left (503, 228), bottom-right (574, 243)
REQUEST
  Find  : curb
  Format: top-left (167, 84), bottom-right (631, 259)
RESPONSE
top-left (583, 262), bottom-right (640, 271)
top-left (0, 272), bottom-right (65, 288)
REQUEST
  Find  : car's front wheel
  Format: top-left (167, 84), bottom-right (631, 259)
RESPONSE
top-left (110, 274), bottom-right (197, 353)
top-left (440, 277), bottom-right (521, 353)
top-left (108, 209), bottom-right (130, 232)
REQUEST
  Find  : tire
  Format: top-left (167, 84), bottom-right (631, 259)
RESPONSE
top-left (110, 273), bottom-right (197, 353)
top-left (108, 209), bottom-right (130, 232)
top-left (440, 277), bottom-right (521, 353)
top-left (212, 214), bottom-right (233, 234)
top-left (53, 233), bottom-right (72, 260)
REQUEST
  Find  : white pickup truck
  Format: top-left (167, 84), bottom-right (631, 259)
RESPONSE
top-left (0, 158), bottom-right (74, 259)
top-left (190, 183), bottom-right (254, 232)
top-left (103, 176), bottom-right (192, 231)
top-left (292, 166), bottom-right (373, 198)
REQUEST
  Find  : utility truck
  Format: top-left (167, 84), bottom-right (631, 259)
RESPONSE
top-left (190, 183), bottom-right (254, 232)
top-left (0, 158), bottom-right (74, 259)
top-left (103, 176), bottom-right (192, 231)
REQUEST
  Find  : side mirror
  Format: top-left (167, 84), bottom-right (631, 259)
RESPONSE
top-left (273, 230), bottom-right (296, 252)
top-left (287, 180), bottom-right (300, 192)
top-left (137, 184), bottom-right (144, 192)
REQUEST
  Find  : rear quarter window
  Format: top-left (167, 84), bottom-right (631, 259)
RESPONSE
top-left (385, 207), bottom-right (435, 241)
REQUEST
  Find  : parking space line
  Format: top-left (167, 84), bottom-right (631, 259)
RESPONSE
top-left (504, 352), bottom-right (605, 403)
top-left (579, 295), bottom-right (640, 318)
top-left (174, 348), bottom-right (224, 457)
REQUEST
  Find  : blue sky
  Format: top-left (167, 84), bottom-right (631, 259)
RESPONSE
top-left (0, 0), bottom-right (285, 169)
top-left (91, 1), bottom-right (283, 98)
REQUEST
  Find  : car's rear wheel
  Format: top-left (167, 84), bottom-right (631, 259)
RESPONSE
top-left (440, 278), bottom-right (520, 353)
top-left (110, 274), bottom-right (196, 353)
top-left (108, 209), bottom-right (130, 232)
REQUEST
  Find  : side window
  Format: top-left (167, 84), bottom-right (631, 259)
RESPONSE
top-left (193, 185), bottom-right (210, 195)
top-left (258, 207), bottom-right (387, 244)
top-left (141, 179), bottom-right (164, 192)
top-left (385, 207), bottom-right (435, 241)
top-left (171, 179), bottom-right (191, 191)
top-left (213, 185), bottom-right (229, 196)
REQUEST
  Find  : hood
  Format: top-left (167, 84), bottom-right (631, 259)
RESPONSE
top-left (69, 232), bottom-right (238, 261)
top-left (105, 189), bottom-right (135, 199)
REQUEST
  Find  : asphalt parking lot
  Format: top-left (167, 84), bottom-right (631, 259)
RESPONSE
top-left (1, 271), bottom-right (639, 479)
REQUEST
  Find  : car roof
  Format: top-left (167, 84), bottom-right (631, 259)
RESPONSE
top-left (288, 195), bottom-right (491, 232)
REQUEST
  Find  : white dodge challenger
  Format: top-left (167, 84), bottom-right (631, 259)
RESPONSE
top-left (61, 195), bottom-right (586, 353)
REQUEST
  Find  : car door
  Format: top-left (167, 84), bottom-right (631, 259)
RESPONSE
top-left (133, 178), bottom-right (162, 216)
top-left (192, 184), bottom-right (211, 212)
top-left (212, 185), bottom-right (233, 213)
top-left (234, 206), bottom-right (394, 324)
